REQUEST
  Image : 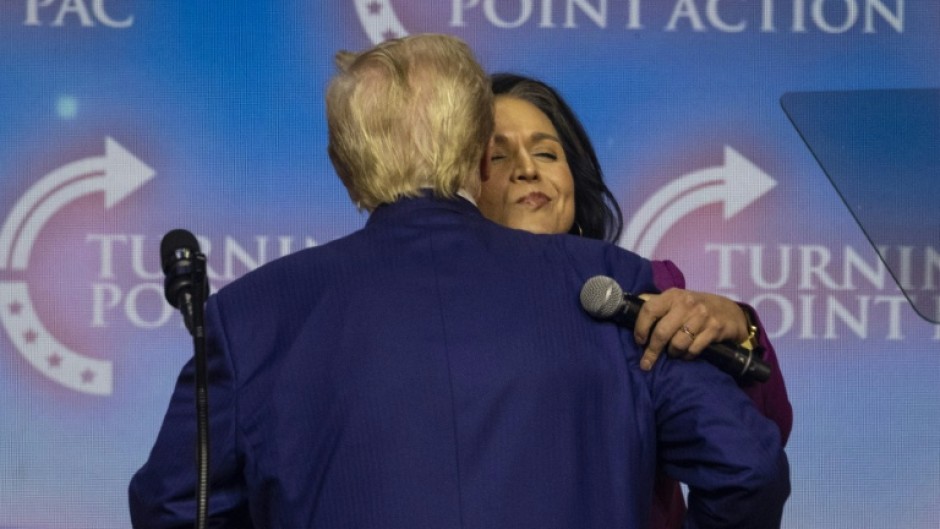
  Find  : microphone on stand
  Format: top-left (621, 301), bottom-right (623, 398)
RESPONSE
top-left (159, 228), bottom-right (211, 529)
top-left (160, 229), bottom-right (209, 336)
top-left (580, 275), bottom-right (771, 383)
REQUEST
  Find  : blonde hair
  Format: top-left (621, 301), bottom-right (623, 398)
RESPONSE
top-left (326, 34), bottom-right (494, 210)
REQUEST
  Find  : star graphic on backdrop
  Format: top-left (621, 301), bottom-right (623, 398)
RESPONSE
top-left (368, 1), bottom-right (382, 15)
top-left (382, 29), bottom-right (398, 41)
top-left (81, 369), bottom-right (95, 384)
top-left (24, 329), bottom-right (37, 344)
top-left (8, 301), bottom-right (23, 315)
top-left (47, 353), bottom-right (62, 368)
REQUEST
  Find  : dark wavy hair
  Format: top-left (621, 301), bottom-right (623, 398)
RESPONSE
top-left (490, 73), bottom-right (624, 242)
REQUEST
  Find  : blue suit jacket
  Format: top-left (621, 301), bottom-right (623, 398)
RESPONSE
top-left (129, 195), bottom-right (788, 528)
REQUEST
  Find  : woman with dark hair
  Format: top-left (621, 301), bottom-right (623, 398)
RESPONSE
top-left (478, 73), bottom-right (792, 529)
top-left (484, 73), bottom-right (623, 242)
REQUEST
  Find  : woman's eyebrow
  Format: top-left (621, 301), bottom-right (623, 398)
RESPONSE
top-left (492, 132), bottom-right (561, 145)
top-left (530, 131), bottom-right (562, 144)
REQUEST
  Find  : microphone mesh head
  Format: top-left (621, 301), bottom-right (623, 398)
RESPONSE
top-left (160, 229), bottom-right (200, 272)
top-left (580, 275), bottom-right (624, 318)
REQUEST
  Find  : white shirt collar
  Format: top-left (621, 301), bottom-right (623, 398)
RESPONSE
top-left (456, 188), bottom-right (477, 206)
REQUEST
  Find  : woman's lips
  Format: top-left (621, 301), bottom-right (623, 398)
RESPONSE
top-left (516, 192), bottom-right (551, 208)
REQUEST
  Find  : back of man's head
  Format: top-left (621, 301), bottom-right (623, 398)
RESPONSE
top-left (326, 34), bottom-right (493, 211)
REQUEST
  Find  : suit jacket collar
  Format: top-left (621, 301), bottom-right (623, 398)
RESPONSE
top-left (366, 193), bottom-right (483, 228)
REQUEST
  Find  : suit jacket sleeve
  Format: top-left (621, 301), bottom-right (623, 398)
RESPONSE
top-left (651, 259), bottom-right (793, 446)
top-left (565, 243), bottom-right (790, 527)
top-left (128, 295), bottom-right (252, 529)
top-left (642, 259), bottom-right (790, 528)
top-left (647, 355), bottom-right (790, 529)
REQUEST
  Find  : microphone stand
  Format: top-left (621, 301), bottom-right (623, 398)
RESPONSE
top-left (161, 229), bottom-right (212, 529)
top-left (189, 253), bottom-right (210, 529)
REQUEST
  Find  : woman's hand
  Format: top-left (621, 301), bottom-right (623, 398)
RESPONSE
top-left (633, 288), bottom-right (750, 371)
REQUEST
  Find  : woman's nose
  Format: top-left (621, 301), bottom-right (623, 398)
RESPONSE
top-left (512, 154), bottom-right (538, 182)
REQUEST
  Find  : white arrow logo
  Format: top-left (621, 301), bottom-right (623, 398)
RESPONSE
top-left (619, 146), bottom-right (776, 257)
top-left (0, 137), bottom-right (155, 395)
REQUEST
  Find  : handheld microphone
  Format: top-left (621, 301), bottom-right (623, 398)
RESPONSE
top-left (160, 229), bottom-right (209, 335)
top-left (580, 275), bottom-right (771, 383)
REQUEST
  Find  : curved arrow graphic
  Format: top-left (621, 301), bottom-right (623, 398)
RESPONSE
top-left (1, 283), bottom-right (112, 395)
top-left (0, 137), bottom-right (154, 395)
top-left (0, 137), bottom-right (154, 270)
top-left (619, 146), bottom-right (776, 257)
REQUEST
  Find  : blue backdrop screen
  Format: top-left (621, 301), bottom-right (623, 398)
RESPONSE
top-left (1, 1), bottom-right (937, 527)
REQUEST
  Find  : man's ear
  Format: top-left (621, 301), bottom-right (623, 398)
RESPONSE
top-left (479, 147), bottom-right (490, 183)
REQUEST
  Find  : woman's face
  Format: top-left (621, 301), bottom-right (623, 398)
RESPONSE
top-left (478, 96), bottom-right (576, 235)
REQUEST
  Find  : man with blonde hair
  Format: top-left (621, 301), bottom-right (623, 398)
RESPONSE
top-left (130, 34), bottom-right (788, 528)
top-left (326, 34), bottom-right (492, 210)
